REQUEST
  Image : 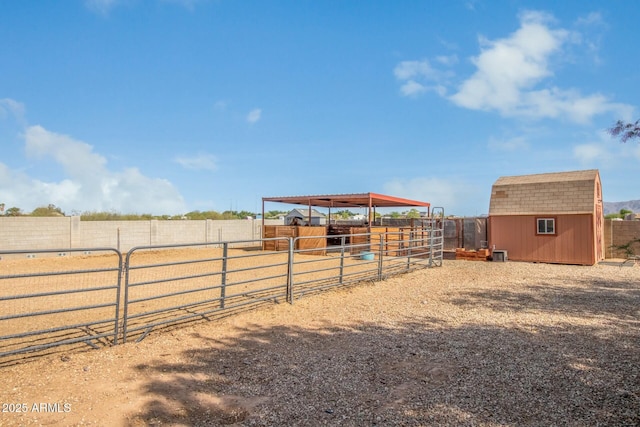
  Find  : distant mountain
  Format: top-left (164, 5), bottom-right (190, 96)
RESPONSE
top-left (604, 200), bottom-right (640, 215)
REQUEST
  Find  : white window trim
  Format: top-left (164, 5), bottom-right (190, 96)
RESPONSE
top-left (537, 218), bottom-right (555, 235)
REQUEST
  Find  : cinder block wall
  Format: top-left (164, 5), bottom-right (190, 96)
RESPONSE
top-left (604, 219), bottom-right (640, 259)
top-left (77, 220), bottom-right (153, 251)
top-left (0, 217), bottom-right (72, 250)
top-left (155, 220), bottom-right (208, 246)
top-left (1, 217), bottom-right (284, 253)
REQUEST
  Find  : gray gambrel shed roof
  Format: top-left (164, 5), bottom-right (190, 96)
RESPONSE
top-left (286, 208), bottom-right (326, 218)
top-left (489, 169), bottom-right (601, 215)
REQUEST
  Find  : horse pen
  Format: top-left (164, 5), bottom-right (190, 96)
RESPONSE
top-left (0, 224), bottom-right (444, 362)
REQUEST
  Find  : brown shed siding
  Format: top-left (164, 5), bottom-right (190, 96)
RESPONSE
top-left (489, 214), bottom-right (596, 265)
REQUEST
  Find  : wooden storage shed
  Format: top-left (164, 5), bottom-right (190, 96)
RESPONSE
top-left (488, 169), bottom-right (604, 265)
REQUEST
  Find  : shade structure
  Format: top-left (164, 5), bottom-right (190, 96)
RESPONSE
top-left (262, 192), bottom-right (430, 209)
top-left (261, 192), bottom-right (431, 227)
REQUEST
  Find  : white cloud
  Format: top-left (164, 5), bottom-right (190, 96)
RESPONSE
top-left (400, 80), bottom-right (428, 97)
top-left (573, 143), bottom-right (610, 164)
top-left (394, 60), bottom-right (452, 97)
top-left (25, 125), bottom-right (108, 178)
top-left (161, 0), bottom-right (202, 10)
top-left (488, 135), bottom-right (529, 151)
top-left (438, 37), bottom-right (459, 51)
top-left (576, 11), bottom-right (604, 27)
top-left (572, 131), bottom-right (640, 167)
top-left (0, 98), bottom-right (26, 125)
top-left (84, 0), bottom-right (119, 15)
top-left (435, 55), bottom-right (459, 66)
top-left (0, 125), bottom-right (186, 215)
top-left (383, 176), bottom-right (485, 216)
top-left (395, 10), bottom-right (634, 124)
top-left (450, 11), bottom-right (568, 112)
top-left (86, 0), bottom-right (202, 15)
top-left (175, 153), bottom-right (218, 171)
top-left (246, 108), bottom-right (262, 124)
top-left (465, 0), bottom-right (479, 11)
top-left (394, 60), bottom-right (437, 80)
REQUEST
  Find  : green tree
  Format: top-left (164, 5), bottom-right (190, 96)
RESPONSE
top-left (620, 208), bottom-right (633, 217)
top-left (5, 206), bottom-right (23, 216)
top-left (221, 210), bottom-right (238, 220)
top-left (236, 210), bottom-right (256, 219)
top-left (81, 210), bottom-right (122, 221)
top-left (605, 209), bottom-right (634, 220)
top-left (265, 210), bottom-right (287, 219)
top-left (30, 204), bottom-right (65, 217)
top-left (406, 208), bottom-right (421, 219)
top-left (333, 210), bottom-right (355, 219)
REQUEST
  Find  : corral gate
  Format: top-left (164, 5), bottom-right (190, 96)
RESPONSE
top-left (0, 248), bottom-right (122, 361)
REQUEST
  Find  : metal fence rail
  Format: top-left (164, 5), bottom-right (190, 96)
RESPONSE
top-left (1, 222), bottom-right (444, 360)
top-left (122, 239), bottom-right (291, 342)
top-left (0, 248), bottom-right (122, 360)
top-left (290, 223), bottom-right (444, 300)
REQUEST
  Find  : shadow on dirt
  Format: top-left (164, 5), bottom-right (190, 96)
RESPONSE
top-left (449, 276), bottom-right (640, 321)
top-left (125, 272), bottom-right (640, 426)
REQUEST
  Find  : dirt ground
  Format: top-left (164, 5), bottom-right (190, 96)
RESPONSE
top-left (1, 259), bottom-right (639, 426)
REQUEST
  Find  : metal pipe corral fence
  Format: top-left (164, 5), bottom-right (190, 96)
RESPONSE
top-left (0, 221), bottom-right (443, 362)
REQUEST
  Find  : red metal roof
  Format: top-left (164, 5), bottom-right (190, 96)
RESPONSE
top-left (262, 192), bottom-right (430, 209)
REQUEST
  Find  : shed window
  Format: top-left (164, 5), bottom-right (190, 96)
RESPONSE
top-left (537, 218), bottom-right (555, 235)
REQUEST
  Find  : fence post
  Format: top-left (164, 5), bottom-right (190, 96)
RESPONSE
top-left (287, 237), bottom-right (294, 304)
top-left (339, 235), bottom-right (346, 285)
top-left (122, 249), bottom-right (132, 343)
top-left (429, 224), bottom-right (434, 267)
top-left (220, 243), bottom-right (228, 309)
top-left (406, 231), bottom-right (413, 271)
top-left (377, 234), bottom-right (384, 280)
top-left (114, 250), bottom-right (124, 345)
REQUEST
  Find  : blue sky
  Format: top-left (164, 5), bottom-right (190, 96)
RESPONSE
top-left (1, 0), bottom-right (638, 216)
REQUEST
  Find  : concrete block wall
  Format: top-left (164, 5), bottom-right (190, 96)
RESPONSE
top-left (155, 220), bottom-right (208, 246)
top-left (0, 217), bottom-right (72, 250)
top-left (78, 220), bottom-right (153, 251)
top-left (604, 219), bottom-right (640, 259)
top-left (1, 217), bottom-right (284, 254)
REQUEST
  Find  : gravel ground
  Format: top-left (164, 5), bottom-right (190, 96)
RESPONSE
top-left (1, 260), bottom-right (639, 426)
